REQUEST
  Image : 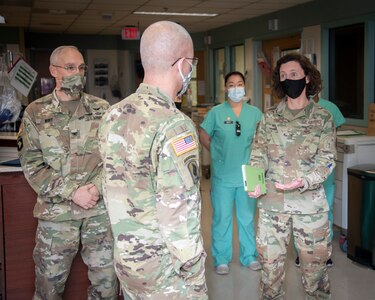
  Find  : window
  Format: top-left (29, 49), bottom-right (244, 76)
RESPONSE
top-left (329, 23), bottom-right (364, 119)
top-left (213, 45), bottom-right (246, 104)
top-left (230, 45), bottom-right (245, 74)
top-left (188, 60), bottom-right (198, 106)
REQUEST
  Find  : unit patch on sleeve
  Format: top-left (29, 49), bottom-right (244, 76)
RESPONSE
top-left (17, 136), bottom-right (23, 151)
top-left (17, 123), bottom-right (23, 151)
top-left (171, 133), bottom-right (197, 156)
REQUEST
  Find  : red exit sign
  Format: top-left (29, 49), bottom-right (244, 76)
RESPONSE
top-left (122, 27), bottom-right (140, 40)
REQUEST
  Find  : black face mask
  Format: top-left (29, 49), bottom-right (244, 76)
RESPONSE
top-left (280, 77), bottom-right (306, 99)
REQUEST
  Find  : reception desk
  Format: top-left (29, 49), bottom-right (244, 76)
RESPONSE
top-left (0, 169), bottom-right (91, 299)
top-left (0, 133), bottom-right (122, 299)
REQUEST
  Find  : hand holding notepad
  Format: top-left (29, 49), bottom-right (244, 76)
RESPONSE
top-left (242, 165), bottom-right (267, 194)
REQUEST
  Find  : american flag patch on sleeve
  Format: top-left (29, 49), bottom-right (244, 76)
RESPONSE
top-left (171, 133), bottom-right (197, 156)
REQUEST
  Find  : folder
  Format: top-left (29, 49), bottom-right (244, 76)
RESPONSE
top-left (241, 164), bottom-right (266, 193)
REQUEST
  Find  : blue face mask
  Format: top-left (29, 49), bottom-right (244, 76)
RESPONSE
top-left (177, 59), bottom-right (193, 97)
top-left (228, 87), bottom-right (245, 102)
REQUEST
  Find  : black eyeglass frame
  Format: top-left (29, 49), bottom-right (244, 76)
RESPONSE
top-left (235, 121), bottom-right (241, 136)
top-left (171, 57), bottom-right (199, 67)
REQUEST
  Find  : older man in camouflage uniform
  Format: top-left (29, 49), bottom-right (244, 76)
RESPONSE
top-left (249, 53), bottom-right (336, 299)
top-left (99, 21), bottom-right (207, 299)
top-left (17, 45), bottom-right (117, 300)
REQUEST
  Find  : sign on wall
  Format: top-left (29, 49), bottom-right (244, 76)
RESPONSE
top-left (122, 26), bottom-right (140, 40)
top-left (93, 58), bottom-right (109, 87)
top-left (8, 58), bottom-right (38, 97)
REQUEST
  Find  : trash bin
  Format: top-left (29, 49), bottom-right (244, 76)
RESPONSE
top-left (347, 164), bottom-right (375, 269)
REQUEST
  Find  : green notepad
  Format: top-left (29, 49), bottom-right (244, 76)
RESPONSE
top-left (241, 165), bottom-right (266, 193)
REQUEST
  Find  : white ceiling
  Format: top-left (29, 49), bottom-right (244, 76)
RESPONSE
top-left (0, 0), bottom-right (313, 35)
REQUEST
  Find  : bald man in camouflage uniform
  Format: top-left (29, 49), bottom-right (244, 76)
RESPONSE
top-left (17, 45), bottom-right (117, 300)
top-left (248, 53), bottom-right (336, 299)
top-left (99, 21), bottom-right (207, 299)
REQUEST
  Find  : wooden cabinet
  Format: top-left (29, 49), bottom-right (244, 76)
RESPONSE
top-left (0, 171), bottom-right (90, 299)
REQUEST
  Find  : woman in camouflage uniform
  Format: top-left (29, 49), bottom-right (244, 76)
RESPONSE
top-left (248, 53), bottom-right (336, 300)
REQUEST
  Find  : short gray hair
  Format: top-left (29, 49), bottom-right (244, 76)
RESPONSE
top-left (50, 45), bottom-right (79, 65)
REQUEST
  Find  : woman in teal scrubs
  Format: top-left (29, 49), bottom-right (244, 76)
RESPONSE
top-left (200, 71), bottom-right (262, 275)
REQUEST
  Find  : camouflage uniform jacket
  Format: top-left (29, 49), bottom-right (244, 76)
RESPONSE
top-left (249, 99), bottom-right (336, 214)
top-left (17, 91), bottom-right (109, 221)
top-left (99, 83), bottom-right (207, 294)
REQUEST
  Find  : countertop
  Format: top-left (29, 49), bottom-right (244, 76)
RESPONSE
top-left (0, 158), bottom-right (22, 172)
top-left (0, 132), bottom-right (18, 140)
top-left (0, 165), bottom-right (22, 172)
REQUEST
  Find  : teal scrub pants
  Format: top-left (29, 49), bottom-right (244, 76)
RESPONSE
top-left (211, 183), bottom-right (258, 267)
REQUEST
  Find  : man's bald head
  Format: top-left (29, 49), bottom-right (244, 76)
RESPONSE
top-left (140, 21), bottom-right (193, 73)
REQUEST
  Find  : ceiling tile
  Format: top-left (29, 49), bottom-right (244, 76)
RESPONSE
top-left (0, 0), bottom-right (315, 34)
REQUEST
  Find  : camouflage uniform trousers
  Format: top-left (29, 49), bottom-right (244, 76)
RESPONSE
top-left (116, 256), bottom-right (208, 300)
top-left (33, 213), bottom-right (118, 300)
top-left (257, 209), bottom-right (331, 300)
top-left (119, 281), bottom-right (207, 300)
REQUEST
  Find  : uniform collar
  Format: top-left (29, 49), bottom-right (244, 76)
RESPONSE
top-left (136, 83), bottom-right (174, 105)
top-left (51, 90), bottom-right (93, 115)
top-left (276, 98), bottom-right (315, 121)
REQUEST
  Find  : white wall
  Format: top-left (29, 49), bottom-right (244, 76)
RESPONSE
top-left (86, 49), bottom-right (120, 105)
top-left (117, 50), bottom-right (137, 100)
top-left (301, 25), bottom-right (322, 71)
top-left (86, 49), bottom-right (139, 104)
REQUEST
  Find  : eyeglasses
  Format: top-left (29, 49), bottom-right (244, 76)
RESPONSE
top-left (52, 64), bottom-right (88, 73)
top-left (235, 121), bottom-right (241, 136)
top-left (171, 57), bottom-right (198, 67)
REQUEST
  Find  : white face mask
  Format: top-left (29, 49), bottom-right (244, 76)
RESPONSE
top-left (228, 86), bottom-right (245, 103)
top-left (177, 59), bottom-right (193, 97)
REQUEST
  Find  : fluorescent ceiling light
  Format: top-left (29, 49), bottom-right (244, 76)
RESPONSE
top-left (133, 11), bottom-right (218, 17)
top-left (49, 9), bottom-right (67, 15)
top-left (0, 15), bottom-right (6, 24)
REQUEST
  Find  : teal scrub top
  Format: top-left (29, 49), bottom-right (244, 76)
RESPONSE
top-left (200, 101), bottom-right (262, 187)
top-left (318, 98), bottom-right (346, 128)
